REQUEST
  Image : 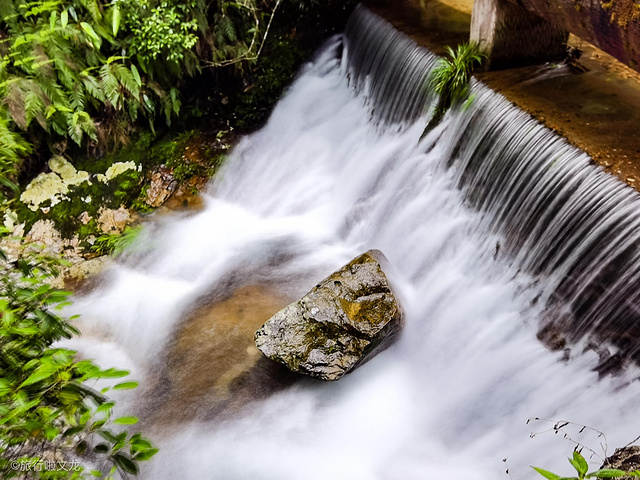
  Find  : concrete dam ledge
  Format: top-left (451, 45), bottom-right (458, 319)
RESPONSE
top-left (471, 0), bottom-right (640, 73)
top-left (367, 0), bottom-right (640, 192)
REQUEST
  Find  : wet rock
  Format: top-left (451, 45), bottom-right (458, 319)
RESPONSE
top-left (593, 351), bottom-right (626, 378)
top-left (59, 256), bottom-right (110, 292)
top-left (145, 166), bottom-right (179, 207)
top-left (255, 250), bottom-right (404, 381)
top-left (602, 446), bottom-right (640, 478)
top-left (537, 322), bottom-right (567, 351)
top-left (97, 207), bottom-right (132, 234)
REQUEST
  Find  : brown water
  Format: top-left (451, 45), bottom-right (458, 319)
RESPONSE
top-left (142, 285), bottom-right (300, 427)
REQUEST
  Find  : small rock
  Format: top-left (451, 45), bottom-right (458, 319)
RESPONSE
top-left (146, 166), bottom-right (179, 207)
top-left (255, 250), bottom-right (404, 381)
top-left (26, 220), bottom-right (64, 253)
top-left (24, 220), bottom-right (83, 259)
top-left (537, 323), bottom-right (567, 351)
top-left (97, 207), bottom-right (132, 234)
top-left (602, 446), bottom-right (640, 478)
top-left (79, 211), bottom-right (92, 225)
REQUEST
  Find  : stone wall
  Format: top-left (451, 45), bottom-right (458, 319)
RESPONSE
top-left (472, 0), bottom-right (640, 72)
top-left (471, 0), bottom-right (569, 68)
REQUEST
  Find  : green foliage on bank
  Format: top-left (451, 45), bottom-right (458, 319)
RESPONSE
top-left (0, 0), bottom-right (319, 201)
top-left (0, 229), bottom-right (158, 479)
top-left (533, 451), bottom-right (640, 480)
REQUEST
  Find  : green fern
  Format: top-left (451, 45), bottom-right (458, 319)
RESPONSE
top-left (426, 42), bottom-right (486, 129)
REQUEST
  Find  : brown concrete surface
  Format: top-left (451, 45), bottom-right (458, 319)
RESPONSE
top-left (367, 0), bottom-right (640, 188)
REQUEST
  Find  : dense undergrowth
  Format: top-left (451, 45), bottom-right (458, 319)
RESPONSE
top-left (0, 0), bottom-right (357, 477)
top-left (0, 231), bottom-right (158, 479)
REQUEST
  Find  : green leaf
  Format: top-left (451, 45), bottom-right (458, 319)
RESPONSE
top-left (96, 401), bottom-right (116, 414)
top-left (112, 381), bottom-right (138, 390)
top-left (112, 4), bottom-right (120, 36)
top-left (98, 429), bottom-right (118, 443)
top-left (113, 453), bottom-right (138, 474)
top-left (97, 368), bottom-right (130, 378)
top-left (80, 22), bottom-right (101, 47)
top-left (21, 363), bottom-right (59, 386)
top-left (61, 10), bottom-right (68, 28)
top-left (94, 443), bottom-right (110, 454)
top-left (113, 416), bottom-right (138, 425)
top-left (131, 64), bottom-right (142, 87)
top-left (571, 452), bottom-right (589, 476)
top-left (533, 467), bottom-right (562, 480)
top-left (586, 469), bottom-right (629, 478)
top-left (133, 448), bottom-right (159, 461)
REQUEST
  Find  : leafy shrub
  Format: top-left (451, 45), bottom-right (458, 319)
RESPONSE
top-left (0, 0), bottom-right (185, 193)
top-left (0, 228), bottom-right (158, 479)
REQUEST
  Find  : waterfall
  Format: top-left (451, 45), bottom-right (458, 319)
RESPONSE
top-left (346, 4), bottom-right (640, 361)
top-left (63, 5), bottom-right (640, 480)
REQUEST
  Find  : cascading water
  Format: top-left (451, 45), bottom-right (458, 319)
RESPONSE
top-left (63, 5), bottom-right (640, 479)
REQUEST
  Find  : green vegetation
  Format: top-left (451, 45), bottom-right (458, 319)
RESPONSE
top-left (0, 228), bottom-right (157, 479)
top-left (91, 225), bottom-right (143, 256)
top-left (0, 0), bottom-right (184, 194)
top-left (0, 3), bottom-right (355, 477)
top-left (0, 0), bottom-right (322, 201)
top-left (425, 42), bottom-right (486, 130)
top-left (533, 451), bottom-right (638, 480)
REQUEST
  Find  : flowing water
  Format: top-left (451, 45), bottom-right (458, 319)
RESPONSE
top-left (63, 5), bottom-right (640, 479)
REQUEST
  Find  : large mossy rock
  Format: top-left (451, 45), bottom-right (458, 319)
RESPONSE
top-left (255, 250), bottom-right (404, 381)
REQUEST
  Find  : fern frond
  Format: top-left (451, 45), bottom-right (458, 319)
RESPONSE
top-left (24, 86), bottom-right (47, 129)
top-left (77, 0), bottom-right (102, 22)
top-left (4, 79), bottom-right (26, 129)
top-left (100, 63), bottom-right (121, 108)
top-left (69, 84), bottom-right (85, 111)
top-left (115, 64), bottom-right (140, 99)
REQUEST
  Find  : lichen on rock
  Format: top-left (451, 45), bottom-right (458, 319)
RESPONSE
top-left (96, 161), bottom-right (140, 183)
top-left (20, 157), bottom-right (91, 211)
top-left (49, 156), bottom-right (90, 186)
top-left (255, 250), bottom-right (404, 381)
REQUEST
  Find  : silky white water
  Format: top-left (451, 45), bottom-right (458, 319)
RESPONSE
top-left (64, 12), bottom-right (640, 480)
